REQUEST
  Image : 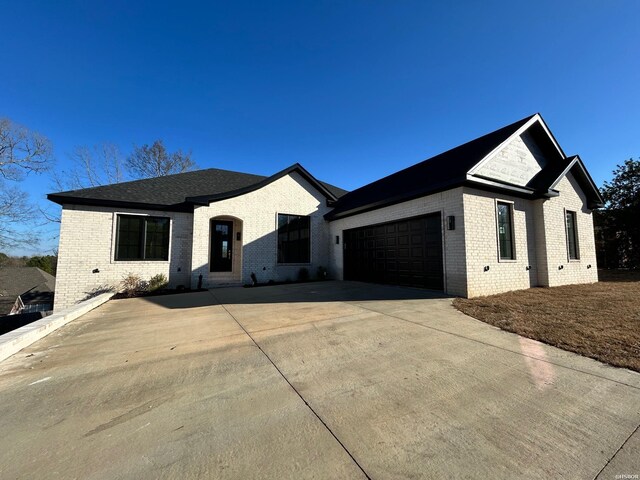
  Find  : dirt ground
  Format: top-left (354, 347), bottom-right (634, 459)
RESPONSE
top-left (454, 270), bottom-right (640, 372)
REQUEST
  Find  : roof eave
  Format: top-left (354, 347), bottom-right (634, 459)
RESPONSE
top-left (466, 174), bottom-right (538, 195)
top-left (325, 180), bottom-right (465, 221)
top-left (545, 155), bottom-right (604, 209)
top-left (46, 194), bottom-right (193, 212)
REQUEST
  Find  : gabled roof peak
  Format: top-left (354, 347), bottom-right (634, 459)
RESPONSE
top-left (326, 113), bottom-right (602, 220)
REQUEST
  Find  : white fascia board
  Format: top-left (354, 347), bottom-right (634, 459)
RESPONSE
top-left (467, 114), bottom-right (565, 177)
top-left (548, 156), bottom-right (579, 191)
top-left (465, 175), bottom-right (536, 195)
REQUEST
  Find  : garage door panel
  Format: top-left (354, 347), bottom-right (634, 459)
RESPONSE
top-left (344, 213), bottom-right (443, 290)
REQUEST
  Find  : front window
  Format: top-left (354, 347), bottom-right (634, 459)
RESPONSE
top-left (497, 202), bottom-right (515, 260)
top-left (277, 214), bottom-right (310, 263)
top-left (115, 214), bottom-right (170, 261)
top-left (565, 210), bottom-right (580, 260)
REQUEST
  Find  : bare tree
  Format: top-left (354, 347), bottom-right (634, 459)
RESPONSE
top-left (0, 118), bottom-right (53, 248)
top-left (126, 140), bottom-right (196, 178)
top-left (52, 143), bottom-right (125, 191)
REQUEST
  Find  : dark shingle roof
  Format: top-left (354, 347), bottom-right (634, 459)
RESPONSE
top-left (326, 115), bottom-right (536, 219)
top-left (0, 267), bottom-right (55, 297)
top-left (0, 267), bottom-right (55, 313)
top-left (48, 165), bottom-right (348, 210)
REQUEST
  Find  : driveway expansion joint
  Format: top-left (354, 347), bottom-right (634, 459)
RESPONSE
top-left (208, 291), bottom-right (372, 480)
top-left (352, 302), bottom-right (640, 391)
top-left (594, 422), bottom-right (640, 480)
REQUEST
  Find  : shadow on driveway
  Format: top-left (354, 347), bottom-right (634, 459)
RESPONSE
top-left (136, 281), bottom-right (450, 309)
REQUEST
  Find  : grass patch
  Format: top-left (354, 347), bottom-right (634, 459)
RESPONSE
top-left (453, 270), bottom-right (640, 373)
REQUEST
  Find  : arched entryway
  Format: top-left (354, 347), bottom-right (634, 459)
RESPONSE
top-left (209, 216), bottom-right (243, 284)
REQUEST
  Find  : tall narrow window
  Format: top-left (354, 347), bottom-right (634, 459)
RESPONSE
top-left (497, 202), bottom-right (515, 260)
top-left (115, 215), bottom-right (170, 261)
top-left (565, 210), bottom-right (580, 260)
top-left (277, 214), bottom-right (310, 263)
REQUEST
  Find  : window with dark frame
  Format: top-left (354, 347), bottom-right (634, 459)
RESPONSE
top-left (277, 214), bottom-right (310, 264)
top-left (565, 210), bottom-right (580, 260)
top-left (497, 202), bottom-right (515, 260)
top-left (115, 215), bottom-right (170, 261)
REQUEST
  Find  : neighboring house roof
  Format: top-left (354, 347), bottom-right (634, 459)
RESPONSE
top-left (48, 164), bottom-right (348, 211)
top-left (0, 296), bottom-right (20, 316)
top-left (0, 267), bottom-right (55, 314)
top-left (326, 113), bottom-right (603, 220)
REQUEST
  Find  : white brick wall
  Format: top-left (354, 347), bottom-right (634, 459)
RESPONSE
top-left (462, 171), bottom-right (598, 297)
top-left (190, 172), bottom-right (332, 288)
top-left (328, 188), bottom-right (467, 297)
top-left (538, 172), bottom-right (598, 286)
top-left (474, 131), bottom-right (548, 186)
top-left (463, 188), bottom-right (540, 297)
top-left (55, 205), bottom-right (193, 310)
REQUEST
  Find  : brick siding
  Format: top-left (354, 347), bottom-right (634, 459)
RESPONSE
top-left (55, 205), bottom-right (193, 310)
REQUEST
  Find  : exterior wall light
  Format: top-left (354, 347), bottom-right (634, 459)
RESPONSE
top-left (447, 216), bottom-right (455, 230)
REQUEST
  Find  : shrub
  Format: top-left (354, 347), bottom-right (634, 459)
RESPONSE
top-left (297, 267), bottom-right (309, 282)
top-left (317, 266), bottom-right (328, 280)
top-left (149, 273), bottom-right (169, 291)
top-left (121, 273), bottom-right (144, 297)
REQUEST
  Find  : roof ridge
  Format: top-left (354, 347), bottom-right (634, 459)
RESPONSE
top-left (337, 114), bottom-right (536, 200)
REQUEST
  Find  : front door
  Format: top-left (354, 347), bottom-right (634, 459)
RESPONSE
top-left (210, 220), bottom-right (234, 272)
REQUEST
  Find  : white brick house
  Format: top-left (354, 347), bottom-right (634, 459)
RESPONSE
top-left (49, 114), bottom-right (603, 309)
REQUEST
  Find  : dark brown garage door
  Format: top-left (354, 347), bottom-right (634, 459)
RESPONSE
top-left (343, 213), bottom-right (444, 290)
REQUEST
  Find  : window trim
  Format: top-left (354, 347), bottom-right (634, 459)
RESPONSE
top-left (276, 212), bottom-right (312, 265)
top-left (112, 212), bottom-right (172, 262)
top-left (495, 199), bottom-right (516, 262)
top-left (564, 209), bottom-right (580, 261)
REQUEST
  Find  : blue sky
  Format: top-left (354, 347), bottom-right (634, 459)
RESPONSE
top-left (2, 0), bottom-right (639, 255)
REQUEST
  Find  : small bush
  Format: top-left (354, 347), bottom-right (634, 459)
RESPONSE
top-left (297, 267), bottom-right (309, 282)
top-left (149, 273), bottom-right (169, 291)
top-left (317, 266), bottom-right (328, 280)
top-left (121, 273), bottom-right (144, 297)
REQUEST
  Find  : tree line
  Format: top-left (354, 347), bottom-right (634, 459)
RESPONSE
top-left (594, 158), bottom-right (639, 270)
top-left (1, 117), bottom-right (196, 248)
top-left (0, 252), bottom-right (58, 276)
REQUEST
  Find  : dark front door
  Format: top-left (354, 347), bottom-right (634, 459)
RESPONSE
top-left (343, 213), bottom-right (444, 290)
top-left (210, 220), bottom-right (234, 272)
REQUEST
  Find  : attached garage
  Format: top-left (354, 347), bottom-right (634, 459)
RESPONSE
top-left (343, 213), bottom-right (444, 290)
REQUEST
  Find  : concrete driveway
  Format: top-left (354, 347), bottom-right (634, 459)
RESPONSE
top-left (0, 281), bottom-right (638, 479)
